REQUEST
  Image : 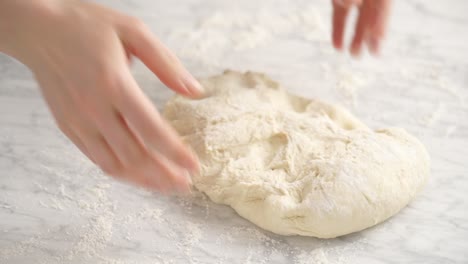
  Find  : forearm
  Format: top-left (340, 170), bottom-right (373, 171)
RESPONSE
top-left (0, 0), bottom-right (61, 58)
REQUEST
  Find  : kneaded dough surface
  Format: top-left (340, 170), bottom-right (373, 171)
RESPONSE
top-left (164, 70), bottom-right (430, 238)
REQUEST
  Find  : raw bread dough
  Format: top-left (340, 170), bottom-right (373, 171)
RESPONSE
top-left (163, 70), bottom-right (430, 238)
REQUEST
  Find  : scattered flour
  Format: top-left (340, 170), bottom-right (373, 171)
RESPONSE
top-left (436, 77), bottom-right (460, 98)
top-left (420, 103), bottom-right (446, 127)
top-left (170, 4), bottom-right (325, 66)
top-left (400, 64), bottom-right (463, 104)
top-left (0, 236), bottom-right (45, 260)
top-left (335, 68), bottom-right (368, 106)
top-left (66, 213), bottom-right (115, 260)
top-left (295, 248), bottom-right (347, 264)
top-left (38, 197), bottom-right (66, 211)
top-left (137, 207), bottom-right (164, 222)
top-left (444, 125), bottom-right (457, 138)
top-left (58, 184), bottom-right (74, 200)
top-left (184, 222), bottom-right (203, 246)
top-left (95, 257), bottom-right (137, 264)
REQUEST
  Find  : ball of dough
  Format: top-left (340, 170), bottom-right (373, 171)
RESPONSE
top-left (163, 70), bottom-right (430, 238)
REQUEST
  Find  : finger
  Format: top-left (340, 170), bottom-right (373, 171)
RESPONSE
top-left (90, 106), bottom-right (189, 193)
top-left (115, 70), bottom-right (200, 175)
top-left (124, 165), bottom-right (173, 194)
top-left (129, 153), bottom-right (192, 194)
top-left (118, 18), bottom-right (203, 98)
top-left (350, 3), bottom-right (371, 56)
top-left (87, 95), bottom-right (181, 193)
top-left (82, 93), bottom-right (176, 192)
top-left (92, 107), bottom-right (147, 169)
top-left (149, 153), bottom-right (192, 194)
top-left (77, 128), bottom-right (122, 175)
top-left (332, 3), bottom-right (350, 50)
top-left (367, 0), bottom-right (392, 55)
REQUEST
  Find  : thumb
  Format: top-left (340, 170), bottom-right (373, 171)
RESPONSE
top-left (118, 18), bottom-right (203, 97)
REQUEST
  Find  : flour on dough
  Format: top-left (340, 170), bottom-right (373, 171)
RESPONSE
top-left (163, 70), bottom-right (430, 238)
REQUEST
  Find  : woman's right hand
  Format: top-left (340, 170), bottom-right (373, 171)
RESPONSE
top-left (0, 0), bottom-right (203, 194)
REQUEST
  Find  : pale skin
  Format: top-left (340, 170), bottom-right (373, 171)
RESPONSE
top-left (0, 0), bottom-right (391, 194)
top-left (332, 0), bottom-right (392, 56)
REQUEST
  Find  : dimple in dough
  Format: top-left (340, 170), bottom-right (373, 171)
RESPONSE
top-left (163, 70), bottom-right (430, 238)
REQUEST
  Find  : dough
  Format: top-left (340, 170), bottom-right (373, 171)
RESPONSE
top-left (163, 70), bottom-right (430, 238)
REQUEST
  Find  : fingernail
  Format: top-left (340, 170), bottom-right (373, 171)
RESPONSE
top-left (182, 72), bottom-right (204, 96)
top-left (184, 149), bottom-right (201, 174)
top-left (184, 169), bottom-right (193, 186)
top-left (185, 178), bottom-right (194, 195)
top-left (172, 170), bottom-right (192, 195)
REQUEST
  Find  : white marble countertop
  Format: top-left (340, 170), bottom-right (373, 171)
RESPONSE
top-left (1, 0), bottom-right (467, 263)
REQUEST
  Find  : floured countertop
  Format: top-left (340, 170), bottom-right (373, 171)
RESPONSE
top-left (1, 0), bottom-right (467, 263)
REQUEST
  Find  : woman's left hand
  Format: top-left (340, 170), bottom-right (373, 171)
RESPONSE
top-left (331, 0), bottom-right (392, 56)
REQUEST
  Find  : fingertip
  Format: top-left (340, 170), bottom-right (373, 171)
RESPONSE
top-left (332, 5), bottom-right (349, 54)
top-left (350, 44), bottom-right (362, 58)
top-left (181, 73), bottom-right (205, 98)
top-left (182, 151), bottom-right (201, 175)
top-left (333, 40), bottom-right (343, 51)
top-left (332, 29), bottom-right (342, 51)
top-left (166, 169), bottom-right (192, 195)
top-left (368, 37), bottom-right (380, 56)
top-left (177, 179), bottom-right (193, 195)
top-left (166, 72), bottom-right (204, 98)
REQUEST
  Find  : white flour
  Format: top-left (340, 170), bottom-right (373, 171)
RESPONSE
top-left (296, 248), bottom-right (345, 264)
top-left (420, 103), bottom-right (446, 127)
top-left (67, 213), bottom-right (115, 260)
top-left (169, 4), bottom-right (326, 67)
top-left (445, 125), bottom-right (457, 138)
top-left (0, 236), bottom-right (45, 260)
top-left (335, 68), bottom-right (368, 106)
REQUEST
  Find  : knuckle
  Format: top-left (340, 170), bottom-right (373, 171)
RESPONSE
top-left (128, 17), bottom-right (148, 33)
top-left (96, 68), bottom-right (125, 101)
top-left (70, 70), bottom-right (122, 116)
top-left (96, 65), bottom-right (118, 87)
top-left (119, 15), bottom-right (147, 33)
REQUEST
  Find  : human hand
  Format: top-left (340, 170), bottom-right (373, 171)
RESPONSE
top-left (331, 0), bottom-right (392, 56)
top-left (4, 0), bottom-right (202, 194)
